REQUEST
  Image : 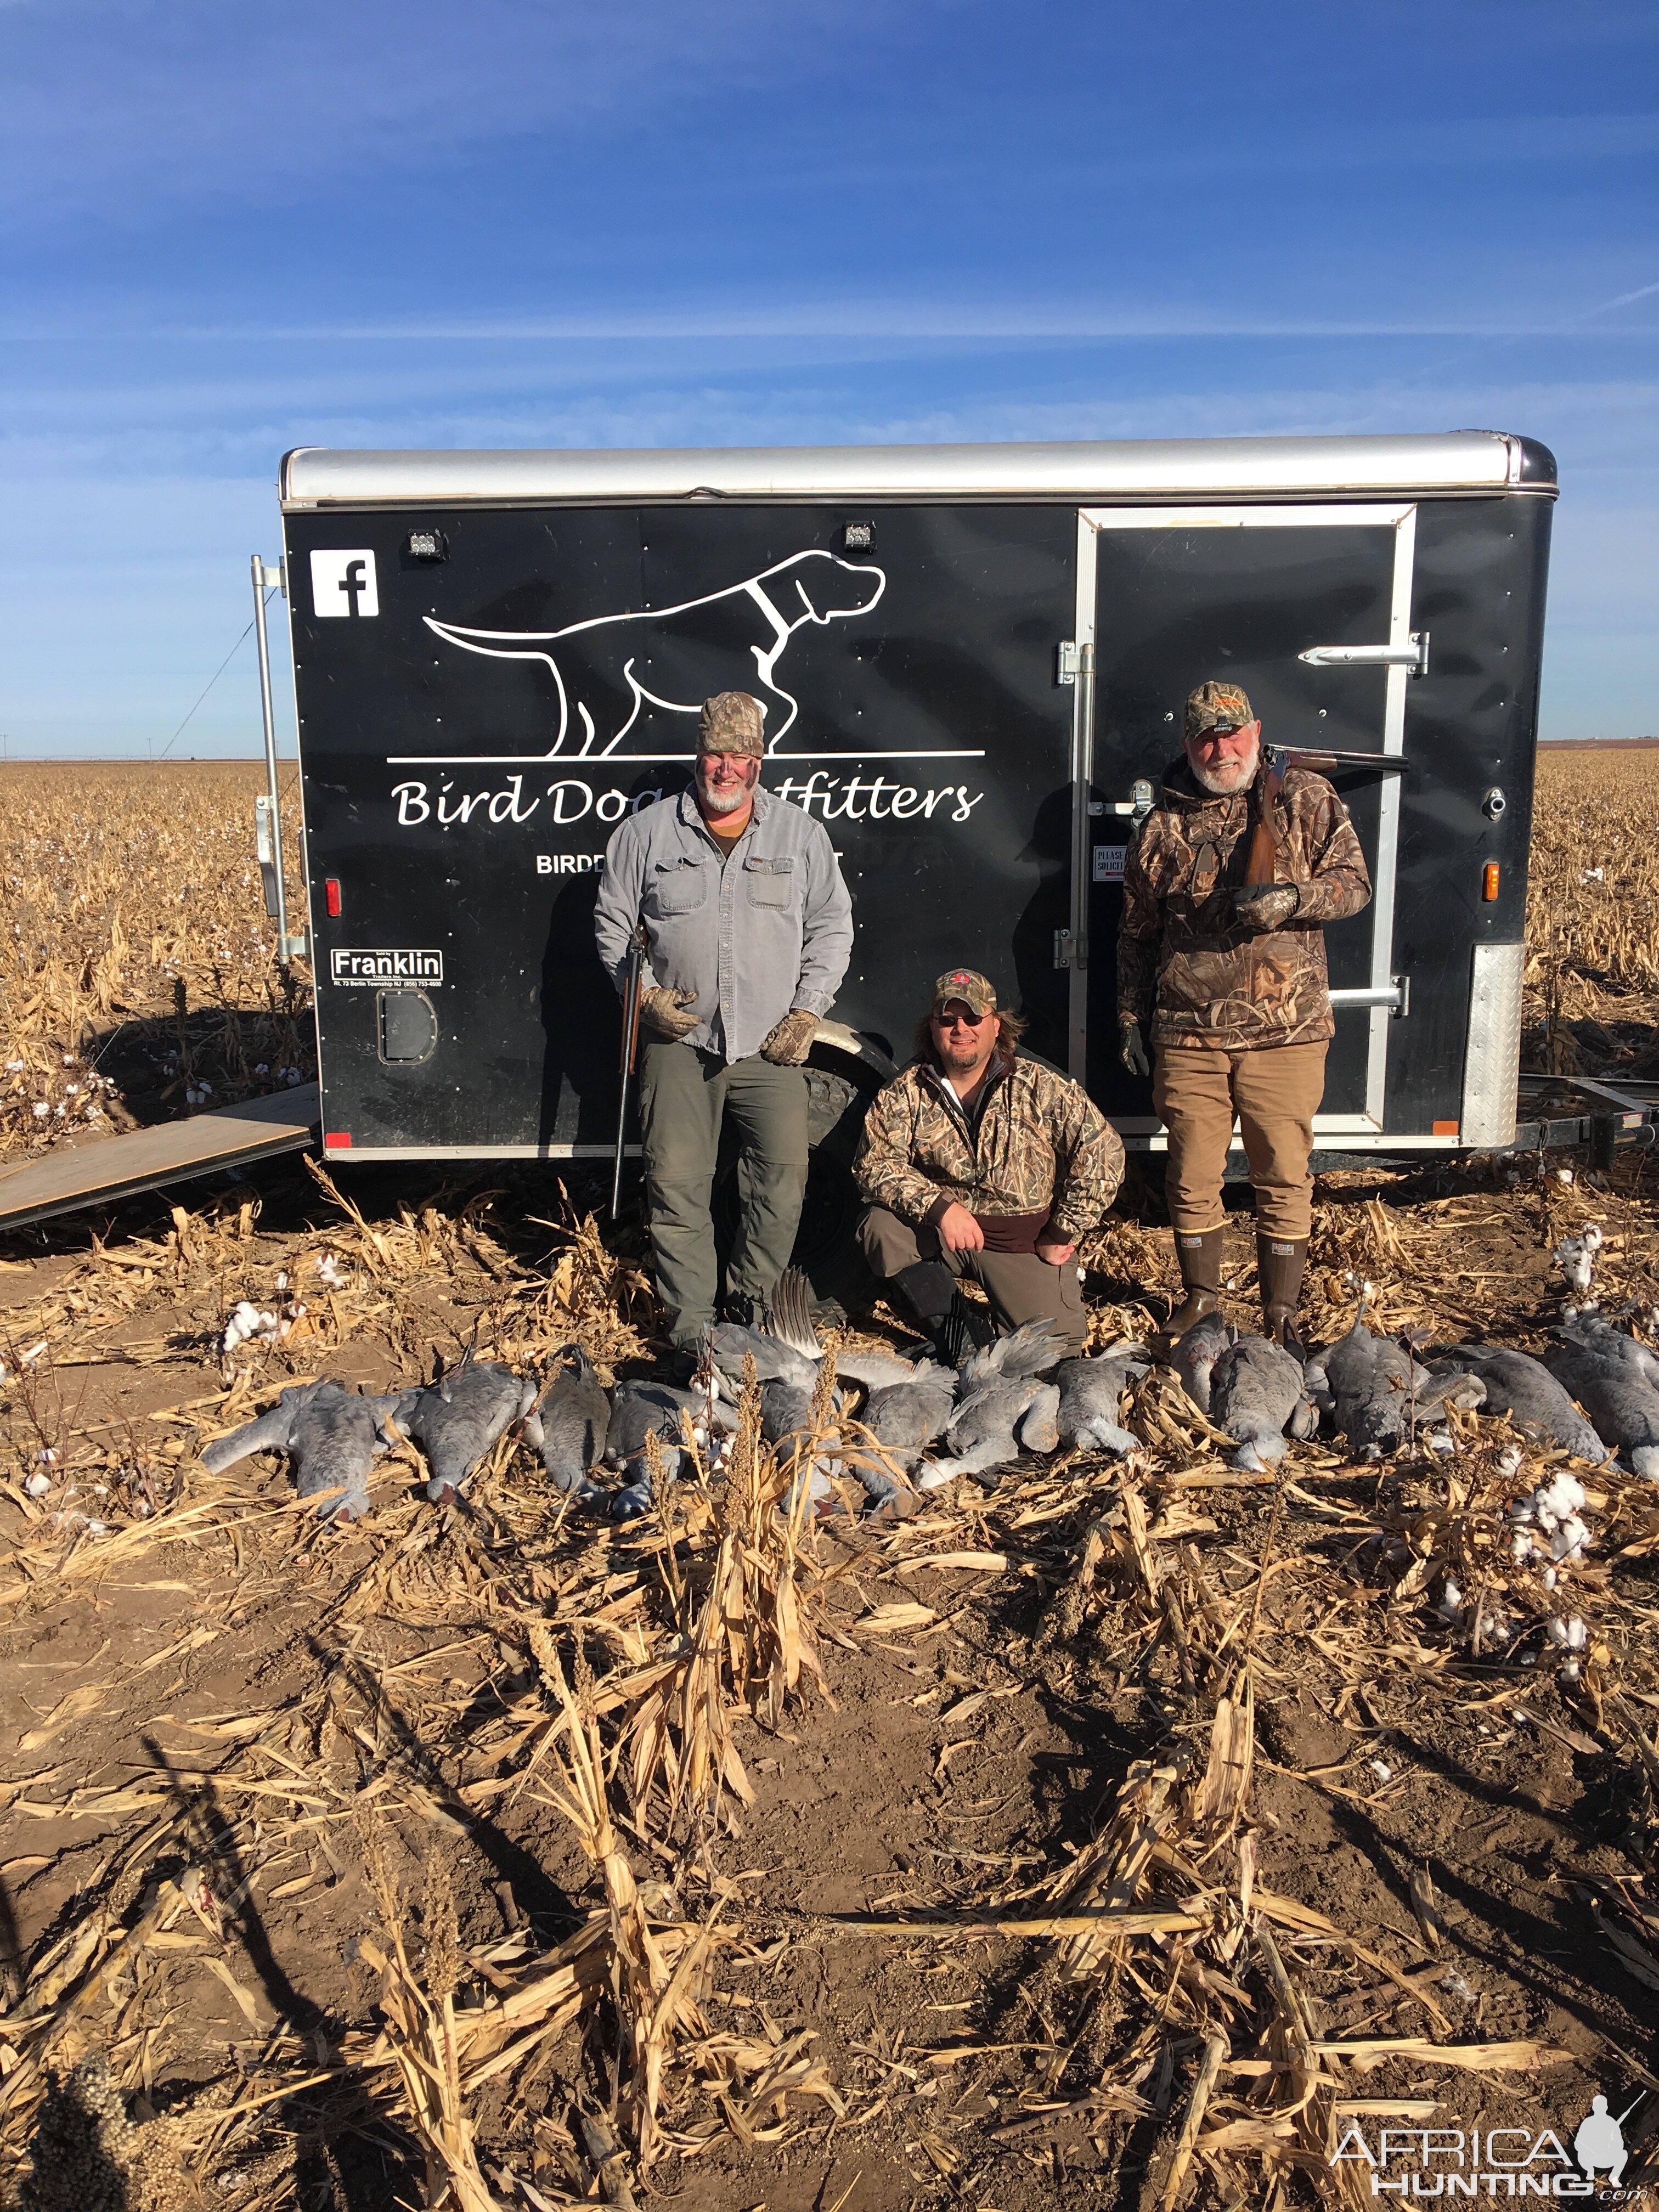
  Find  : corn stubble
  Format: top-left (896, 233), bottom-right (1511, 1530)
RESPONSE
top-left (1, 754), bottom-right (1657, 2209)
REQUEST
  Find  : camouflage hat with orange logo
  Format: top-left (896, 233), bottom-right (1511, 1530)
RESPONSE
top-left (930, 967), bottom-right (997, 1018)
top-left (1184, 679), bottom-right (1256, 739)
top-left (697, 690), bottom-right (767, 757)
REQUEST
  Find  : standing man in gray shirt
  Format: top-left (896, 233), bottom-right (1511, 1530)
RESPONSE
top-left (594, 691), bottom-right (854, 1366)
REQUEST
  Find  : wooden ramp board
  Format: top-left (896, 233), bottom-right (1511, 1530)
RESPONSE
top-left (0, 1084), bottom-right (320, 1232)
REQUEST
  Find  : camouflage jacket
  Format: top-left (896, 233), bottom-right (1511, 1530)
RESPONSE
top-left (854, 1050), bottom-right (1125, 1245)
top-left (1117, 760), bottom-right (1372, 1049)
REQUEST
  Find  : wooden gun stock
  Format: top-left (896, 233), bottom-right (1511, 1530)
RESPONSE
top-left (1243, 751), bottom-right (1286, 888)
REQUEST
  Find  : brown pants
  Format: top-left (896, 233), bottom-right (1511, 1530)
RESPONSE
top-left (1153, 1041), bottom-right (1328, 1241)
top-left (858, 1205), bottom-right (1087, 1357)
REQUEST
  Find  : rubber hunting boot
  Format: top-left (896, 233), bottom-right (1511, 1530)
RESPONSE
top-left (1258, 1234), bottom-right (1308, 1354)
top-left (1156, 1227), bottom-right (1224, 1356)
top-left (889, 1260), bottom-right (961, 1359)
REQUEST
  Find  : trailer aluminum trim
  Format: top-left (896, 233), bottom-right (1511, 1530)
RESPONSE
top-left (1076, 500), bottom-right (1417, 1127)
top-left (281, 432), bottom-right (1554, 510)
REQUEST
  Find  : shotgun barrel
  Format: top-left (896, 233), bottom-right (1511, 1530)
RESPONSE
top-left (1243, 745), bottom-right (1408, 887)
top-left (610, 925), bottom-right (646, 1222)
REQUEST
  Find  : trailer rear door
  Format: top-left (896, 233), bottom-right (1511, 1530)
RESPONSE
top-left (1073, 503), bottom-right (1419, 1144)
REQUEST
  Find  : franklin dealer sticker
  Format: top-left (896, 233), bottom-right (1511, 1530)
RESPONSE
top-left (330, 949), bottom-right (444, 987)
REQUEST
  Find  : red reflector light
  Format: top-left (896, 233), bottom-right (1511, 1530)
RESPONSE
top-left (1433, 1119), bottom-right (1459, 1136)
top-left (324, 1132), bottom-right (352, 1149)
top-left (325, 878), bottom-right (342, 917)
top-left (1482, 862), bottom-right (1500, 901)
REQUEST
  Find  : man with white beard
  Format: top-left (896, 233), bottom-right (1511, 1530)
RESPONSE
top-left (594, 691), bottom-right (853, 1368)
top-left (1116, 680), bottom-right (1371, 1352)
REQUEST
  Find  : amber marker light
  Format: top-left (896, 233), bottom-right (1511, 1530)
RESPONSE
top-left (1482, 862), bottom-right (1500, 901)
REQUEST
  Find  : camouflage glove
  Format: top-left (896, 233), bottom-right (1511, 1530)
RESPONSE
top-left (1118, 1018), bottom-right (1150, 1078)
top-left (759, 1007), bottom-right (818, 1065)
top-left (639, 985), bottom-right (699, 1040)
top-left (1232, 883), bottom-right (1300, 933)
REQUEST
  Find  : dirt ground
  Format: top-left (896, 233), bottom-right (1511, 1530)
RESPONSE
top-left (0, 1139), bottom-right (1657, 2212)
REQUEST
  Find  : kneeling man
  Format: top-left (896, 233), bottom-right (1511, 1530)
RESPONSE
top-left (854, 969), bottom-right (1124, 1358)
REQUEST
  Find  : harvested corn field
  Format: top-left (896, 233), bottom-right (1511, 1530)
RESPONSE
top-left (0, 753), bottom-right (1656, 2212)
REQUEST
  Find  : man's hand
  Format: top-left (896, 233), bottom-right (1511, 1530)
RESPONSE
top-left (1232, 883), bottom-right (1300, 933)
top-left (640, 985), bottom-right (699, 1040)
top-left (1036, 1237), bottom-right (1077, 1267)
top-left (759, 1007), bottom-right (817, 1065)
top-left (935, 1201), bottom-right (985, 1255)
top-left (1119, 1018), bottom-right (1150, 1078)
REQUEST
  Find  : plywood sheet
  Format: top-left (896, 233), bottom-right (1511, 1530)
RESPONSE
top-left (0, 1084), bottom-right (320, 1231)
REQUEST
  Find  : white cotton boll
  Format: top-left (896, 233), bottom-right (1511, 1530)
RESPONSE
top-left (1368, 1758), bottom-right (1393, 1781)
top-left (1542, 1566), bottom-right (1559, 1590)
top-left (1511, 1532), bottom-right (1536, 1565)
top-left (5, 1060), bottom-right (22, 1073)
top-left (1438, 1578), bottom-right (1464, 1621)
top-left (254, 1062), bottom-right (269, 1076)
top-left (316, 1254), bottom-right (349, 1289)
top-left (1582, 867), bottom-right (1604, 882)
top-left (1556, 1237), bottom-right (1596, 1293)
top-left (1551, 1516), bottom-right (1589, 1561)
top-left (30, 1101), bottom-right (48, 1118)
top-left (275, 1271), bottom-right (288, 1291)
top-left (1426, 1430), bottom-right (1456, 1457)
top-left (1443, 1971), bottom-right (1476, 2001)
top-left (24, 1472), bottom-right (51, 1499)
top-left (1498, 1444), bottom-right (1524, 1479)
top-left (1556, 1168), bottom-right (1575, 1186)
top-left (1560, 1657), bottom-right (1582, 1684)
top-left (1546, 1617), bottom-right (1570, 1647)
top-left (1566, 1616), bottom-right (1588, 1651)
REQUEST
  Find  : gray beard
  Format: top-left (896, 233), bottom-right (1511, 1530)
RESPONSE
top-left (1189, 744), bottom-right (1259, 797)
top-left (699, 775), bottom-right (757, 816)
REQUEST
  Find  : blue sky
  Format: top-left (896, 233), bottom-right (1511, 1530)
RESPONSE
top-left (1, 0), bottom-right (1654, 754)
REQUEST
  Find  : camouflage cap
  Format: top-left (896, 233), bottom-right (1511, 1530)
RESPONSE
top-left (930, 967), bottom-right (997, 1018)
top-left (698, 691), bottom-right (767, 757)
top-left (1185, 679), bottom-right (1256, 740)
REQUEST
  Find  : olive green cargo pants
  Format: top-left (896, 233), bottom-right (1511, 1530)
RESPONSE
top-left (637, 1040), bottom-right (809, 1353)
top-left (857, 1205), bottom-right (1088, 1358)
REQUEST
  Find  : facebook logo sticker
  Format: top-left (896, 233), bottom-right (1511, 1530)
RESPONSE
top-left (310, 549), bottom-right (380, 619)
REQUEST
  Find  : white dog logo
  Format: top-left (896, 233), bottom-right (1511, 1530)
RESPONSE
top-left (424, 548), bottom-right (885, 757)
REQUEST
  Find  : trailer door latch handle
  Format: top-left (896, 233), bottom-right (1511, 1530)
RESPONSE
top-left (1299, 632), bottom-right (1430, 677)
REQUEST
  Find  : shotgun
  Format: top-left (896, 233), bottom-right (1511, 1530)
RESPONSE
top-left (609, 924), bottom-right (647, 1222)
top-left (1243, 744), bottom-right (1408, 887)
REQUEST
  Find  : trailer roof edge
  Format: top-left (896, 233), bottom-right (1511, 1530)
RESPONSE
top-left (280, 431), bottom-right (1558, 509)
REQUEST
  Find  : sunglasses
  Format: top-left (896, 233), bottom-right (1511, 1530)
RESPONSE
top-left (934, 1007), bottom-right (991, 1029)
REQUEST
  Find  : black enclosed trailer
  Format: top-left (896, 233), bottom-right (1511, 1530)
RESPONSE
top-left (265, 432), bottom-right (1555, 1256)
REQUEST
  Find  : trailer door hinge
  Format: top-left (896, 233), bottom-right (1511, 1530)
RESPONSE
top-left (1056, 641), bottom-right (1081, 687)
top-left (1053, 928), bottom-right (1073, 970)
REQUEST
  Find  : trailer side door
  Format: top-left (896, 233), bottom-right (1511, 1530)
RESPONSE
top-left (1072, 503), bottom-right (1419, 1142)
